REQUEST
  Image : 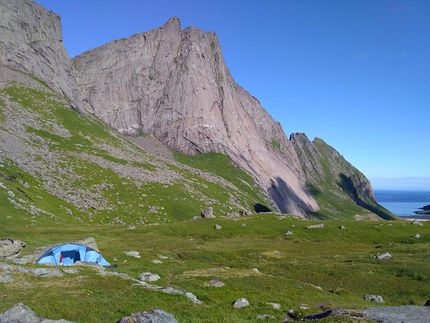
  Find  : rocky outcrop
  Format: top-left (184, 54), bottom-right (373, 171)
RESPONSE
top-left (72, 17), bottom-right (319, 216)
top-left (291, 133), bottom-right (396, 220)
top-left (0, 0), bottom-right (81, 112)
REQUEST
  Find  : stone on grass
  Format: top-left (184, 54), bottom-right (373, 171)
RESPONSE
top-left (304, 224), bottom-right (324, 229)
top-left (339, 225), bottom-right (346, 229)
top-left (209, 279), bottom-right (225, 287)
top-left (0, 238), bottom-right (26, 260)
top-left (0, 273), bottom-right (14, 283)
top-left (267, 302), bottom-right (281, 310)
top-left (137, 272), bottom-right (160, 282)
top-left (0, 303), bottom-right (75, 323)
top-left (214, 224), bottom-right (222, 230)
top-left (31, 268), bottom-right (63, 277)
top-left (373, 252), bottom-right (392, 260)
top-left (117, 309), bottom-right (178, 323)
top-left (152, 260), bottom-right (162, 264)
top-left (257, 314), bottom-right (276, 320)
top-left (364, 294), bottom-right (384, 303)
top-left (124, 251), bottom-right (141, 258)
top-left (284, 231), bottom-right (293, 236)
top-left (414, 233), bottom-right (421, 238)
top-left (233, 298), bottom-right (250, 308)
top-left (201, 207), bottom-right (215, 218)
top-left (413, 220), bottom-right (423, 226)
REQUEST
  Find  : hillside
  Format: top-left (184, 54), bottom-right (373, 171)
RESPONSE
top-left (0, 0), bottom-right (395, 224)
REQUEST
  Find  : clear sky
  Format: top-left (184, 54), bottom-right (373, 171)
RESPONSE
top-left (35, 0), bottom-right (430, 190)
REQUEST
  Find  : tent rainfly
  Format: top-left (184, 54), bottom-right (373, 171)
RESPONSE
top-left (36, 243), bottom-right (110, 266)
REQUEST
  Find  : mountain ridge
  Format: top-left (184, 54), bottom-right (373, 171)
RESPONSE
top-left (0, 0), bottom-right (395, 220)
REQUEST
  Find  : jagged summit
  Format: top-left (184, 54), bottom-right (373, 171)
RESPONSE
top-left (0, 0), bottom-right (82, 112)
top-left (0, 2), bottom-right (395, 220)
top-left (72, 16), bottom-right (319, 215)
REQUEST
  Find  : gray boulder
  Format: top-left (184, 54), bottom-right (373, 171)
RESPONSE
top-left (137, 272), bottom-right (160, 282)
top-left (413, 220), bottom-right (424, 226)
top-left (0, 239), bottom-right (26, 260)
top-left (117, 309), bottom-right (178, 323)
top-left (0, 303), bottom-right (75, 323)
top-left (209, 279), bottom-right (225, 287)
top-left (0, 273), bottom-right (14, 284)
top-left (374, 252), bottom-right (392, 260)
top-left (233, 298), bottom-right (250, 308)
top-left (304, 224), bottom-right (324, 229)
top-left (201, 207), bottom-right (215, 219)
top-left (363, 294), bottom-right (384, 303)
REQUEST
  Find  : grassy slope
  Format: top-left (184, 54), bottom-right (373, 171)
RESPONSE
top-left (0, 78), bottom-right (269, 227)
top-left (2, 217), bottom-right (430, 322)
top-left (305, 138), bottom-right (396, 220)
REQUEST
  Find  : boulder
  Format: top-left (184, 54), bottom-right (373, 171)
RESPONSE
top-left (413, 220), bottom-right (424, 226)
top-left (363, 294), bottom-right (384, 303)
top-left (0, 238), bottom-right (26, 260)
top-left (209, 279), bottom-right (225, 287)
top-left (0, 303), bottom-right (75, 323)
top-left (304, 224), bottom-right (324, 229)
top-left (0, 273), bottom-right (14, 284)
top-left (373, 252), bottom-right (392, 260)
top-left (201, 207), bottom-right (215, 219)
top-left (233, 298), bottom-right (250, 308)
top-left (116, 309), bottom-right (178, 323)
top-left (137, 272), bottom-right (160, 282)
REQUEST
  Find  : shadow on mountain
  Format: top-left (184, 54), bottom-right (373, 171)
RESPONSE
top-left (268, 176), bottom-right (316, 215)
top-left (339, 173), bottom-right (396, 220)
top-left (254, 203), bottom-right (271, 213)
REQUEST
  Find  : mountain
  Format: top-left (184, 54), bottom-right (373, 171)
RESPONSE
top-left (0, 0), bottom-right (396, 222)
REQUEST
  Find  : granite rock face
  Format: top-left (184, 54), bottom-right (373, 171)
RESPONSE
top-left (73, 17), bottom-right (319, 215)
top-left (0, 0), bottom-right (81, 112)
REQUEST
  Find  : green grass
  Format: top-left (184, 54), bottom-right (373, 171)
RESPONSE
top-left (0, 81), bottom-right (271, 226)
top-left (1, 217), bottom-right (430, 322)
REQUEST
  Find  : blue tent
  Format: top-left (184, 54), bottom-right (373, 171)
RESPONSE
top-left (35, 243), bottom-right (110, 266)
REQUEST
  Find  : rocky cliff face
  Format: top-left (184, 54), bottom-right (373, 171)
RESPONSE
top-left (72, 17), bottom-right (319, 216)
top-left (0, 0), bottom-right (81, 111)
top-left (291, 133), bottom-right (396, 220)
top-left (0, 1), bottom-right (392, 219)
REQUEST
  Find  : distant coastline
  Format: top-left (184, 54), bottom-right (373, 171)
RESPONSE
top-left (374, 189), bottom-right (430, 218)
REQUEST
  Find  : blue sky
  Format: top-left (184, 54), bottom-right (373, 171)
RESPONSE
top-left (35, 0), bottom-right (430, 190)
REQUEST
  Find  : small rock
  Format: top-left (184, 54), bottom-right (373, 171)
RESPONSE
top-left (363, 294), bottom-right (384, 303)
top-left (267, 302), bottom-right (281, 310)
top-left (152, 260), bottom-right (162, 264)
top-left (257, 314), bottom-right (275, 320)
top-left (117, 309), bottom-right (178, 323)
top-left (374, 252), bottom-right (392, 260)
top-left (201, 207), bottom-right (215, 218)
top-left (124, 251), bottom-right (141, 258)
top-left (214, 224), bottom-right (222, 230)
top-left (242, 223), bottom-right (246, 227)
top-left (0, 273), bottom-right (14, 283)
top-left (137, 272), bottom-right (160, 282)
top-left (284, 231), bottom-right (293, 236)
top-left (304, 224), bottom-right (324, 229)
top-left (31, 268), bottom-right (63, 277)
top-left (209, 279), bottom-right (225, 287)
top-left (413, 220), bottom-right (424, 226)
top-left (233, 298), bottom-right (250, 308)
top-left (339, 225), bottom-right (346, 229)
top-left (414, 233), bottom-right (421, 238)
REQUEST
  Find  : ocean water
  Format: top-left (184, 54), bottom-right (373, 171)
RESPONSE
top-left (374, 189), bottom-right (430, 218)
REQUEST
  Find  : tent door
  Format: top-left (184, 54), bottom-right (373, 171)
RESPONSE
top-left (60, 249), bottom-right (81, 265)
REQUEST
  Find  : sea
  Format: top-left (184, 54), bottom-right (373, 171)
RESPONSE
top-left (374, 189), bottom-right (430, 219)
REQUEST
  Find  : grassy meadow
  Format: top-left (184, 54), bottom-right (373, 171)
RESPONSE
top-left (2, 215), bottom-right (430, 322)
